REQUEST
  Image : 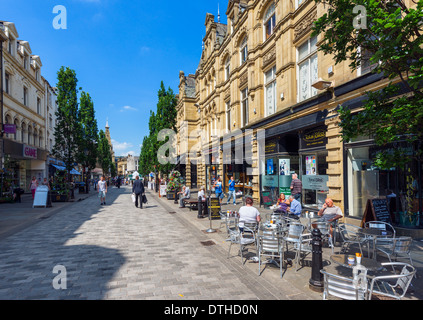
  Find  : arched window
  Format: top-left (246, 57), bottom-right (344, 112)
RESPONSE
top-left (5, 115), bottom-right (12, 138)
top-left (225, 56), bottom-right (231, 81)
top-left (34, 129), bottom-right (38, 147)
top-left (39, 130), bottom-right (43, 148)
top-left (14, 119), bottom-right (19, 141)
top-left (240, 36), bottom-right (248, 65)
top-left (28, 126), bottom-right (32, 145)
top-left (264, 3), bottom-right (276, 40)
top-left (21, 122), bottom-right (26, 143)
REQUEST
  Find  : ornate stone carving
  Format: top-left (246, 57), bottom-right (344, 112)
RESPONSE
top-left (294, 10), bottom-right (317, 42)
top-left (239, 71), bottom-right (248, 87)
top-left (263, 46), bottom-right (276, 69)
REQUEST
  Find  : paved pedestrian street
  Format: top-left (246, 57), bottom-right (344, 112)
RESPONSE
top-left (0, 186), bottom-right (322, 300)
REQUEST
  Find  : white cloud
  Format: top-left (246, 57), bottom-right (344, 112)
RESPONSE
top-left (120, 105), bottom-right (137, 112)
top-left (111, 139), bottom-right (133, 152)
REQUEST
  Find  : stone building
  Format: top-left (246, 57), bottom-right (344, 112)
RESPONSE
top-left (1, 21), bottom-right (52, 192)
top-left (175, 0), bottom-right (423, 226)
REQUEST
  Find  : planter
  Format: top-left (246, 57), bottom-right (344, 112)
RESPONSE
top-left (167, 191), bottom-right (176, 200)
top-left (0, 197), bottom-right (13, 203)
top-left (51, 193), bottom-right (69, 202)
top-left (396, 211), bottom-right (421, 228)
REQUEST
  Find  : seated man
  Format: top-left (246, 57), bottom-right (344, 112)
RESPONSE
top-left (314, 198), bottom-right (343, 236)
top-left (286, 195), bottom-right (302, 220)
top-left (178, 185), bottom-right (191, 208)
top-left (238, 197), bottom-right (261, 232)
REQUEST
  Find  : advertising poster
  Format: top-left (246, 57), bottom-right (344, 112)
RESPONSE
top-left (306, 155), bottom-right (316, 175)
top-left (267, 159), bottom-right (274, 175)
top-left (279, 159), bottom-right (290, 176)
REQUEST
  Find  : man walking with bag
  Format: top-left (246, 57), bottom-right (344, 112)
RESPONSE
top-left (132, 176), bottom-right (145, 209)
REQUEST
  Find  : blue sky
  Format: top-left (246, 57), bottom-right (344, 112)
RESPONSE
top-left (2, 0), bottom-right (228, 156)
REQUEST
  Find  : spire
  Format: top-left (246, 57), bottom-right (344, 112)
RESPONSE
top-left (106, 117), bottom-right (109, 128)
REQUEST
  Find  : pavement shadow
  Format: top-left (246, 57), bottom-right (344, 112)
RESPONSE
top-left (0, 186), bottom-right (129, 300)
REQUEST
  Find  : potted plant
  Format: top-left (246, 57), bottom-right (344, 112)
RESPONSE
top-left (166, 171), bottom-right (183, 200)
top-left (51, 171), bottom-right (70, 202)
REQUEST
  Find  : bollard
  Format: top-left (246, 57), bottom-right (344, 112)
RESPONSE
top-left (198, 197), bottom-right (203, 218)
top-left (309, 227), bottom-right (324, 292)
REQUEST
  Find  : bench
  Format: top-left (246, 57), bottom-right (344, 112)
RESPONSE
top-left (182, 199), bottom-right (204, 211)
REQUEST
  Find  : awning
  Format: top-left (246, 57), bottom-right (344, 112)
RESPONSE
top-left (70, 169), bottom-right (81, 175)
top-left (52, 164), bottom-right (66, 171)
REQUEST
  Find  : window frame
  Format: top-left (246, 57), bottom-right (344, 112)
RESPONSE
top-left (264, 3), bottom-right (276, 40)
top-left (241, 88), bottom-right (249, 127)
top-left (297, 36), bottom-right (318, 103)
top-left (23, 86), bottom-right (28, 106)
top-left (265, 66), bottom-right (277, 117)
top-left (240, 36), bottom-right (248, 66)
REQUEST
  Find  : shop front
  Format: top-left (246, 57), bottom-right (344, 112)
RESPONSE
top-left (345, 137), bottom-right (422, 228)
top-left (3, 139), bottom-right (47, 192)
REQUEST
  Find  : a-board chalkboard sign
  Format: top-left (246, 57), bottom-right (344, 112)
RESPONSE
top-left (261, 191), bottom-right (273, 208)
top-left (33, 186), bottom-right (49, 208)
top-left (209, 197), bottom-right (221, 220)
top-left (361, 198), bottom-right (392, 227)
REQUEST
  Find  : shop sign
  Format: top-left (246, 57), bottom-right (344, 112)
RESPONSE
top-left (23, 145), bottom-right (37, 159)
top-left (4, 124), bottom-right (16, 134)
top-left (302, 175), bottom-right (329, 191)
top-left (301, 126), bottom-right (327, 149)
top-left (262, 175), bottom-right (279, 187)
top-left (265, 140), bottom-right (278, 154)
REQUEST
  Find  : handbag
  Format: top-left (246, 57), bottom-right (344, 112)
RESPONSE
top-left (142, 194), bottom-right (148, 204)
top-left (131, 194), bottom-right (136, 203)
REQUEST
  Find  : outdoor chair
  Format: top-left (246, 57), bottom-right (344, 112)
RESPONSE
top-left (320, 270), bottom-right (368, 300)
top-left (376, 237), bottom-right (414, 268)
top-left (282, 222), bottom-right (312, 272)
top-left (257, 228), bottom-right (284, 278)
top-left (338, 223), bottom-right (368, 257)
top-left (227, 223), bottom-right (257, 265)
top-left (313, 221), bottom-right (334, 253)
top-left (368, 262), bottom-right (416, 300)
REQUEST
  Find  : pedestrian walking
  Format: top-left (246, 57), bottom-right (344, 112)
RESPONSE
top-left (213, 177), bottom-right (224, 205)
top-left (29, 177), bottom-right (38, 200)
top-left (98, 176), bottom-right (108, 205)
top-left (226, 176), bottom-right (236, 205)
top-left (132, 175), bottom-right (145, 209)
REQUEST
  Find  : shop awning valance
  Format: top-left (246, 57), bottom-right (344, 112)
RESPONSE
top-left (70, 169), bottom-right (81, 175)
top-left (52, 164), bottom-right (66, 171)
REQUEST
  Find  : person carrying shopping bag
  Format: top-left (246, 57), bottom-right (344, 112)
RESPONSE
top-left (132, 176), bottom-right (145, 209)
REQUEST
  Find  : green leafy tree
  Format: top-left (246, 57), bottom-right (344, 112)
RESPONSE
top-left (77, 91), bottom-right (99, 189)
top-left (97, 129), bottom-right (113, 176)
top-left (53, 67), bottom-right (81, 174)
top-left (312, 0), bottom-right (423, 215)
top-left (312, 0), bottom-right (423, 168)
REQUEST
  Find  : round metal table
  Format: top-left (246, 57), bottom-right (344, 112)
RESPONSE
top-left (330, 254), bottom-right (383, 271)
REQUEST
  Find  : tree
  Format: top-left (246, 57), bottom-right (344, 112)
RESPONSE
top-left (312, 0), bottom-right (423, 215)
top-left (312, 0), bottom-right (423, 168)
top-left (97, 130), bottom-right (113, 177)
top-left (139, 82), bottom-right (178, 177)
top-left (53, 66), bottom-right (81, 174)
top-left (77, 91), bottom-right (99, 191)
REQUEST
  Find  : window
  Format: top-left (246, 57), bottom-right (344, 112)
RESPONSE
top-left (225, 56), bottom-right (231, 81)
top-left (24, 55), bottom-right (28, 70)
top-left (14, 119), bottom-right (19, 141)
top-left (240, 36), bottom-right (248, 65)
top-left (226, 101), bottom-right (231, 133)
top-left (37, 98), bottom-right (41, 115)
top-left (297, 36), bottom-right (318, 102)
top-left (21, 123), bottom-right (26, 143)
top-left (265, 66), bottom-right (277, 116)
top-left (241, 88), bottom-right (249, 127)
top-left (23, 87), bottom-right (28, 106)
top-left (264, 3), bottom-right (276, 40)
top-left (5, 73), bottom-right (10, 94)
top-left (8, 38), bottom-right (13, 55)
top-left (28, 126), bottom-right (32, 145)
top-left (49, 114), bottom-right (53, 129)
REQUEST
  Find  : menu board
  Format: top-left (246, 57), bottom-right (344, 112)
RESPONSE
top-left (261, 191), bottom-right (273, 207)
top-left (33, 186), bottom-right (49, 208)
top-left (209, 197), bottom-right (221, 220)
top-left (361, 198), bottom-right (392, 226)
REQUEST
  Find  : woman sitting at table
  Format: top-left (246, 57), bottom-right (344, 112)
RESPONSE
top-left (238, 197), bottom-right (261, 232)
top-left (274, 193), bottom-right (290, 214)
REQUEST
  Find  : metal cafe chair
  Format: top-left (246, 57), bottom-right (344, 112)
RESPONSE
top-left (320, 270), bottom-right (368, 300)
top-left (257, 227), bottom-right (284, 278)
top-left (367, 262), bottom-right (416, 300)
top-left (227, 222), bottom-right (257, 265)
top-left (376, 237), bottom-right (414, 268)
top-left (313, 221), bottom-right (334, 254)
top-left (338, 223), bottom-right (368, 257)
top-left (282, 222), bottom-right (312, 272)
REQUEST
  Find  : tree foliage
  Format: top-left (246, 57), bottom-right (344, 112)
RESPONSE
top-left (53, 66), bottom-right (81, 172)
top-left (97, 129), bottom-right (113, 176)
top-left (312, 0), bottom-right (423, 168)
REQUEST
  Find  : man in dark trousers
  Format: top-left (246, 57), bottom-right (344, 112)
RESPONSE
top-left (132, 176), bottom-right (145, 209)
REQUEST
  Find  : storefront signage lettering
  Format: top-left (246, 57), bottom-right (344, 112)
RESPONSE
top-left (301, 126), bottom-right (327, 149)
top-left (4, 124), bottom-right (16, 134)
top-left (265, 141), bottom-right (278, 154)
top-left (302, 175), bottom-right (329, 191)
top-left (23, 145), bottom-right (37, 159)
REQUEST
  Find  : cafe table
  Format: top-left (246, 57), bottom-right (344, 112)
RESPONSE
top-left (358, 228), bottom-right (393, 260)
top-left (330, 254), bottom-right (383, 272)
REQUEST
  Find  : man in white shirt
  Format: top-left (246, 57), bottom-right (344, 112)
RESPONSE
top-left (98, 176), bottom-right (108, 205)
top-left (238, 197), bottom-right (261, 231)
